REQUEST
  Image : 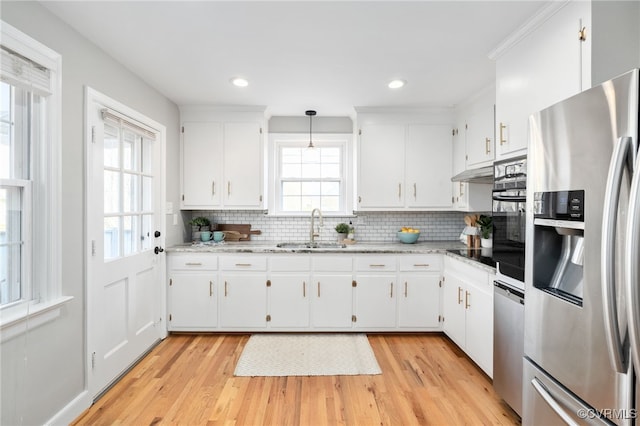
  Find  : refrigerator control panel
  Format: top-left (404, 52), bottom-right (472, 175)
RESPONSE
top-left (534, 190), bottom-right (584, 222)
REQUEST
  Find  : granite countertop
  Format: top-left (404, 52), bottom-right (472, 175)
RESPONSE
top-left (168, 240), bottom-right (496, 272)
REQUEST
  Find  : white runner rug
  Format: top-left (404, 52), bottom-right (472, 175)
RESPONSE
top-left (234, 333), bottom-right (382, 377)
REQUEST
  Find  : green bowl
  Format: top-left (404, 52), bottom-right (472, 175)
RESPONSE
top-left (397, 231), bottom-right (420, 244)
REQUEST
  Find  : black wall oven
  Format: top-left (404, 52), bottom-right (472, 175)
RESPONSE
top-left (492, 156), bottom-right (527, 283)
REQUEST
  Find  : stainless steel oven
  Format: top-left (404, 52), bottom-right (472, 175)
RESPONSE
top-left (492, 156), bottom-right (527, 283)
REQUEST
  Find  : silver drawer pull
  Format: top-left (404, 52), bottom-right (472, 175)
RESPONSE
top-left (369, 264), bottom-right (386, 267)
top-left (235, 263), bottom-right (252, 267)
top-left (185, 262), bottom-right (202, 266)
top-left (413, 263), bottom-right (430, 267)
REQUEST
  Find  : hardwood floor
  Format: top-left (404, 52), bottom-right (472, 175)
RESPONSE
top-left (73, 333), bottom-right (521, 426)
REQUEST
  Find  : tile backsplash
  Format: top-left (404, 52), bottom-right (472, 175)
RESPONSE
top-left (184, 210), bottom-right (476, 243)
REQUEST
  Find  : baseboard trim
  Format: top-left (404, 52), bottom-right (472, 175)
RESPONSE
top-left (44, 390), bottom-right (91, 426)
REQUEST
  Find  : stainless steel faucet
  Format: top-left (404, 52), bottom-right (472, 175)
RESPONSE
top-left (309, 208), bottom-right (323, 244)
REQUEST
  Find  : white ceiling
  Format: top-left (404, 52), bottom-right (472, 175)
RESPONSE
top-left (41, 1), bottom-right (548, 117)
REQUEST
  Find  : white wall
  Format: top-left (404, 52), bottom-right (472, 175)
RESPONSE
top-left (0, 2), bottom-right (181, 424)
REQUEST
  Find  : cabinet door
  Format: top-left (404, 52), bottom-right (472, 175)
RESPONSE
top-left (311, 274), bottom-right (353, 328)
top-left (495, 1), bottom-right (589, 159)
top-left (168, 273), bottom-right (217, 330)
top-left (358, 124), bottom-right (405, 209)
top-left (181, 122), bottom-right (223, 208)
top-left (269, 274), bottom-right (310, 328)
top-left (398, 273), bottom-right (441, 328)
top-left (442, 272), bottom-right (466, 347)
top-left (464, 284), bottom-right (494, 377)
top-left (405, 124), bottom-right (453, 208)
top-left (223, 122), bottom-right (263, 208)
top-left (466, 104), bottom-right (495, 167)
top-left (354, 275), bottom-right (396, 328)
top-left (219, 273), bottom-right (267, 328)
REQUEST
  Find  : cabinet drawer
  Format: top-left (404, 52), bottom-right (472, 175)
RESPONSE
top-left (312, 256), bottom-right (353, 272)
top-left (220, 255), bottom-right (268, 271)
top-left (168, 253), bottom-right (218, 270)
top-left (355, 256), bottom-right (397, 272)
top-left (270, 255), bottom-right (311, 271)
top-left (399, 254), bottom-right (442, 272)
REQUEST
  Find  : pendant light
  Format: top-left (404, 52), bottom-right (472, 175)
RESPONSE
top-left (305, 110), bottom-right (317, 149)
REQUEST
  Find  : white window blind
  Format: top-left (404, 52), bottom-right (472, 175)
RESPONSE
top-left (101, 108), bottom-right (157, 141)
top-left (0, 46), bottom-right (51, 96)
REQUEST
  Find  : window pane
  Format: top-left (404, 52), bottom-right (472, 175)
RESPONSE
top-left (0, 186), bottom-right (22, 305)
top-left (104, 217), bottom-right (120, 260)
top-left (141, 138), bottom-right (153, 174)
top-left (282, 147), bottom-right (301, 163)
top-left (321, 181), bottom-right (340, 196)
top-left (321, 196), bottom-right (340, 212)
top-left (122, 130), bottom-right (139, 172)
top-left (282, 196), bottom-right (301, 211)
top-left (104, 170), bottom-right (120, 214)
top-left (123, 173), bottom-right (139, 213)
top-left (282, 164), bottom-right (301, 178)
top-left (282, 182), bottom-right (301, 196)
top-left (103, 124), bottom-right (120, 168)
top-left (123, 215), bottom-right (137, 256)
top-left (321, 164), bottom-right (340, 178)
top-left (301, 148), bottom-right (320, 164)
top-left (301, 196), bottom-right (320, 211)
top-left (301, 181), bottom-right (320, 196)
top-left (142, 176), bottom-right (152, 211)
top-left (0, 82), bottom-right (12, 180)
top-left (301, 164), bottom-right (320, 178)
top-left (321, 147), bottom-right (340, 162)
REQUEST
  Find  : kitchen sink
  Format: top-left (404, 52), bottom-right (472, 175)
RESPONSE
top-left (276, 242), bottom-right (347, 249)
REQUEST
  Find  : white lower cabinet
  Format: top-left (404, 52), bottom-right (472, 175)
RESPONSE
top-left (268, 255), bottom-right (312, 328)
top-left (442, 255), bottom-right (493, 377)
top-left (167, 251), bottom-right (450, 332)
top-left (311, 256), bottom-right (353, 329)
top-left (219, 255), bottom-right (268, 329)
top-left (168, 253), bottom-right (218, 331)
top-left (353, 255), bottom-right (397, 329)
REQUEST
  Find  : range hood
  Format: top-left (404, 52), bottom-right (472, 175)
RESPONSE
top-left (451, 165), bottom-right (494, 184)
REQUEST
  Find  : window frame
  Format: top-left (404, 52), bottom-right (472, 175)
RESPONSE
top-left (269, 133), bottom-right (353, 216)
top-left (0, 20), bottom-right (67, 336)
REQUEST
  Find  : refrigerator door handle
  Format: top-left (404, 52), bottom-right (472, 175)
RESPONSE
top-left (602, 136), bottom-right (632, 373)
top-left (626, 146), bottom-right (640, 371)
top-left (530, 378), bottom-right (580, 426)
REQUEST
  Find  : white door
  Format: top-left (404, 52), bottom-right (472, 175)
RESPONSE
top-left (86, 88), bottom-right (166, 399)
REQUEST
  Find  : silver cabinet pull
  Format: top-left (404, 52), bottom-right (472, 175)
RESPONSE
top-left (212, 180), bottom-right (215, 195)
top-left (303, 281), bottom-right (306, 298)
top-left (228, 181), bottom-right (231, 196)
top-left (485, 137), bottom-right (491, 154)
top-left (185, 262), bottom-right (202, 266)
top-left (224, 281), bottom-right (228, 297)
top-left (465, 291), bottom-right (470, 309)
top-left (369, 264), bottom-right (386, 268)
top-left (457, 287), bottom-right (463, 304)
top-left (390, 282), bottom-right (394, 298)
top-left (317, 282), bottom-right (321, 297)
top-left (404, 281), bottom-right (408, 297)
top-left (413, 263), bottom-right (430, 267)
top-left (209, 280), bottom-right (213, 297)
top-left (398, 183), bottom-right (402, 198)
top-left (235, 263), bottom-right (252, 267)
top-left (413, 183), bottom-right (417, 199)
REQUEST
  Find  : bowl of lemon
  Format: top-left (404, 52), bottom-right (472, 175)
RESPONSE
top-left (397, 227), bottom-right (421, 244)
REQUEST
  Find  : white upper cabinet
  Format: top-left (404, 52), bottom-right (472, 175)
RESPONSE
top-left (356, 109), bottom-right (453, 211)
top-left (405, 124), bottom-right (453, 208)
top-left (492, 1), bottom-right (640, 161)
top-left (357, 123), bottom-right (406, 209)
top-left (493, 1), bottom-right (590, 160)
top-left (465, 100), bottom-right (495, 168)
top-left (180, 107), bottom-right (266, 210)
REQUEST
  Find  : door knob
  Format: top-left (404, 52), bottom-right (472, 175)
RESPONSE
top-left (155, 231), bottom-right (161, 238)
top-left (154, 246), bottom-right (164, 254)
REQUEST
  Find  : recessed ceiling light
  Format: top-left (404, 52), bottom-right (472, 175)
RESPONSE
top-left (388, 79), bottom-right (406, 89)
top-left (230, 77), bottom-right (249, 87)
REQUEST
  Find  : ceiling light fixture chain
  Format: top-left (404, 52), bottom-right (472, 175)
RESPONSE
top-left (305, 109), bottom-right (317, 149)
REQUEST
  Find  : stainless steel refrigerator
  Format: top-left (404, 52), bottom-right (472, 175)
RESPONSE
top-left (523, 69), bottom-right (639, 425)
